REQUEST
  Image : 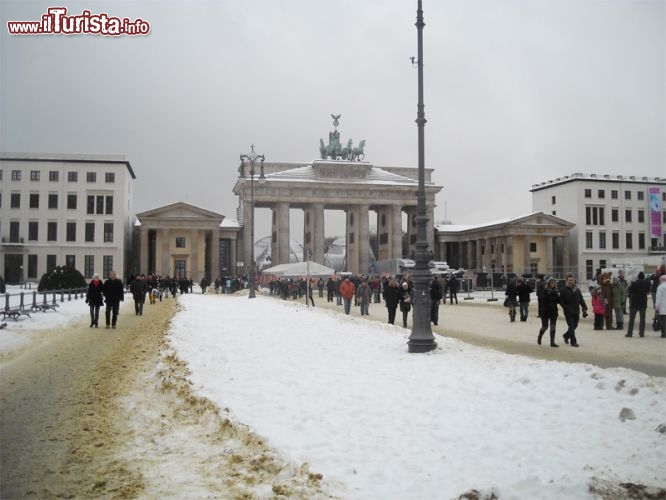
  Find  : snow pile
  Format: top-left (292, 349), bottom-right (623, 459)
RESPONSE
top-left (168, 294), bottom-right (666, 499)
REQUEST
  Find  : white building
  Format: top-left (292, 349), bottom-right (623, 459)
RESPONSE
top-left (531, 173), bottom-right (666, 280)
top-left (0, 153), bottom-right (136, 284)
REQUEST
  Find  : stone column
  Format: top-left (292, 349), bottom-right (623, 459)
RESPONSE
top-left (312, 203), bottom-right (325, 264)
top-left (505, 236), bottom-right (513, 274)
top-left (476, 239), bottom-right (483, 272)
top-left (275, 202), bottom-right (290, 265)
top-left (545, 236), bottom-right (553, 277)
top-left (345, 206), bottom-right (359, 273)
top-left (140, 228), bottom-right (149, 274)
top-left (230, 237), bottom-right (237, 276)
top-left (562, 235), bottom-right (571, 274)
top-left (191, 228), bottom-right (200, 281)
top-left (375, 207), bottom-right (390, 261)
top-left (359, 204), bottom-right (370, 274)
top-left (161, 228), bottom-right (170, 276)
top-left (523, 236), bottom-right (531, 275)
top-left (391, 205), bottom-right (403, 260)
top-left (211, 230), bottom-right (220, 280)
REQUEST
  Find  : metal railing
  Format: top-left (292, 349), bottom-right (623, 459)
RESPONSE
top-left (3, 287), bottom-right (88, 312)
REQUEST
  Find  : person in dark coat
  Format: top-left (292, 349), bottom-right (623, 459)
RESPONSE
top-left (103, 270), bottom-right (124, 329)
top-left (505, 278), bottom-right (518, 322)
top-left (516, 278), bottom-right (533, 321)
top-left (326, 277), bottom-right (336, 302)
top-left (559, 274), bottom-right (587, 347)
top-left (447, 274), bottom-right (459, 304)
top-left (130, 274), bottom-right (148, 316)
top-left (626, 272), bottom-right (651, 337)
top-left (399, 281), bottom-right (413, 328)
top-left (430, 276), bottom-right (443, 326)
top-left (86, 273), bottom-right (104, 328)
top-left (317, 278), bottom-right (325, 298)
top-left (537, 276), bottom-right (560, 347)
top-left (382, 279), bottom-right (401, 325)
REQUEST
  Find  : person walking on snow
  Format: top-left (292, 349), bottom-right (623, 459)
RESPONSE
top-left (339, 278), bottom-right (356, 315)
top-left (102, 270), bottom-right (124, 329)
top-left (86, 273), bottom-right (104, 328)
top-left (558, 273), bottom-right (587, 347)
top-left (537, 276), bottom-right (560, 347)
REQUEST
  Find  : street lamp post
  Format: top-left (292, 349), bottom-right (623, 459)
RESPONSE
top-left (407, 0), bottom-right (437, 353)
top-left (240, 145), bottom-right (265, 299)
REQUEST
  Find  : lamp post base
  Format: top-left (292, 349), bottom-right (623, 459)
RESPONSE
top-left (407, 337), bottom-right (437, 353)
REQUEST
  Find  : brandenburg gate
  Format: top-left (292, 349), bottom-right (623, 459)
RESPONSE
top-left (233, 118), bottom-right (442, 274)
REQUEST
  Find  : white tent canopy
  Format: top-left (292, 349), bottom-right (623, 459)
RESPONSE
top-left (262, 261), bottom-right (335, 277)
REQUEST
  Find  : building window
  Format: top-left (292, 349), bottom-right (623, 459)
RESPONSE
top-left (105, 195), bottom-right (113, 215)
top-left (611, 209), bottom-right (619, 223)
top-left (599, 232), bottom-right (606, 249)
top-left (551, 195), bottom-right (556, 205)
top-left (586, 260), bottom-right (594, 281)
top-left (11, 170), bottom-right (21, 181)
top-left (67, 194), bottom-right (77, 210)
top-left (49, 171), bottom-right (59, 182)
top-left (625, 232), bottom-right (633, 250)
top-left (624, 190), bottom-right (631, 200)
top-left (68, 171), bottom-right (78, 182)
top-left (30, 170), bottom-right (40, 181)
top-left (85, 222), bottom-right (95, 242)
top-left (65, 255), bottom-right (76, 268)
top-left (27, 254), bottom-right (37, 279)
top-left (584, 189), bottom-right (592, 198)
top-left (9, 221), bottom-right (20, 242)
top-left (625, 209), bottom-right (632, 223)
top-left (638, 232), bottom-right (645, 250)
top-left (103, 223), bottom-right (113, 243)
top-left (637, 191), bottom-right (644, 201)
top-left (29, 193), bottom-right (39, 208)
top-left (663, 211), bottom-right (666, 224)
top-left (175, 259), bottom-right (186, 278)
top-left (637, 210), bottom-right (645, 224)
top-left (96, 196), bottom-right (104, 214)
top-left (66, 222), bottom-right (76, 242)
top-left (86, 172), bottom-right (96, 183)
top-left (598, 189), bottom-right (605, 199)
top-left (599, 259), bottom-right (607, 269)
top-left (103, 255), bottom-right (113, 278)
top-left (586, 232), bottom-right (593, 249)
top-left (585, 206), bottom-right (605, 226)
top-left (176, 236), bottom-right (186, 248)
top-left (48, 193), bottom-right (58, 209)
top-left (611, 190), bottom-right (618, 199)
top-left (10, 193), bottom-right (20, 208)
top-left (84, 256), bottom-right (95, 279)
top-left (87, 195), bottom-right (95, 214)
top-left (28, 221), bottom-right (38, 241)
top-left (529, 242), bottom-right (537, 252)
top-left (105, 172), bottom-right (115, 183)
top-left (612, 232), bottom-right (619, 249)
top-left (47, 222), bottom-right (57, 241)
top-left (47, 254), bottom-right (57, 273)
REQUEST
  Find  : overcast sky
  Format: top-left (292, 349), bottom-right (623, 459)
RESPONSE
top-left (2, 0), bottom-right (664, 240)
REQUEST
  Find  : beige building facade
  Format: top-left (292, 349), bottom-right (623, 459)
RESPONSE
top-left (135, 202), bottom-right (239, 281)
top-left (435, 212), bottom-right (575, 277)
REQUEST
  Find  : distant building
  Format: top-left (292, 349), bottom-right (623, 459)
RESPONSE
top-left (531, 173), bottom-right (666, 280)
top-left (435, 212), bottom-right (574, 277)
top-left (134, 202), bottom-right (240, 281)
top-left (0, 153), bottom-right (136, 284)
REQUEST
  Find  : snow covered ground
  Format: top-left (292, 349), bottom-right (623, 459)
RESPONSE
top-left (0, 286), bottom-right (92, 358)
top-left (168, 294), bottom-right (666, 500)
